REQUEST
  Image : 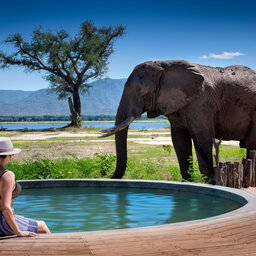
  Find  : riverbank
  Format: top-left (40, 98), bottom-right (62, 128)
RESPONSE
top-left (1, 129), bottom-right (239, 146)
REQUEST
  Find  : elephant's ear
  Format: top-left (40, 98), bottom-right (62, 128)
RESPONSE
top-left (157, 61), bottom-right (204, 115)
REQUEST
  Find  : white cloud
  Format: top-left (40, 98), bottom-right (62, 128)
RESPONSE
top-left (199, 51), bottom-right (245, 60)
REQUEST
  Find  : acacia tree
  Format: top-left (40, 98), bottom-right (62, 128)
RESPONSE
top-left (0, 21), bottom-right (125, 127)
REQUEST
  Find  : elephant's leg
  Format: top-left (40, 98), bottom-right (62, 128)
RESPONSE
top-left (190, 130), bottom-right (214, 182)
top-left (184, 105), bottom-right (215, 182)
top-left (171, 126), bottom-right (192, 180)
top-left (241, 121), bottom-right (256, 158)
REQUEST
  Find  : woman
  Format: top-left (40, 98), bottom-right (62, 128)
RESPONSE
top-left (0, 137), bottom-right (50, 237)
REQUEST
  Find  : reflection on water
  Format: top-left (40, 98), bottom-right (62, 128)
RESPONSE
top-left (13, 187), bottom-right (241, 233)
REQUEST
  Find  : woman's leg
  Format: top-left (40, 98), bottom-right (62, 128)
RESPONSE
top-left (37, 221), bottom-right (51, 234)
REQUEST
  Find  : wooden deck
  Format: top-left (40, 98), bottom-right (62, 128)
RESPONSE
top-left (1, 204), bottom-right (256, 256)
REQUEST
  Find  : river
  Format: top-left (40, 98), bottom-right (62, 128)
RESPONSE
top-left (0, 121), bottom-right (170, 130)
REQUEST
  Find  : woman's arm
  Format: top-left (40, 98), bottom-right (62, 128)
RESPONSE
top-left (1, 172), bottom-right (37, 237)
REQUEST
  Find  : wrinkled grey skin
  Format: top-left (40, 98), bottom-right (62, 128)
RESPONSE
top-left (100, 60), bottom-right (256, 182)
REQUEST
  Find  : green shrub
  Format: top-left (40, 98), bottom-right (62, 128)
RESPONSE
top-left (183, 156), bottom-right (210, 184)
top-left (7, 153), bottom-right (117, 180)
top-left (124, 157), bottom-right (182, 181)
top-left (8, 159), bottom-right (65, 180)
top-left (94, 153), bottom-right (116, 177)
top-left (5, 153), bottom-right (209, 183)
top-left (162, 145), bottom-right (172, 155)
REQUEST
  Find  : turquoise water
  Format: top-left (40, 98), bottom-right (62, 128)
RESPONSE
top-left (13, 187), bottom-right (241, 233)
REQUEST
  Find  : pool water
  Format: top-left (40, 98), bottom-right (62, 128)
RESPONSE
top-left (13, 187), bottom-right (241, 233)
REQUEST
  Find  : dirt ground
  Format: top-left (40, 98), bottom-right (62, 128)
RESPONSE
top-left (5, 129), bottom-right (240, 160)
top-left (5, 129), bottom-right (168, 160)
top-left (9, 130), bottom-right (240, 146)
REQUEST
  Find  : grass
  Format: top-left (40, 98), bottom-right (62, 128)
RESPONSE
top-left (6, 144), bottom-right (246, 183)
top-left (7, 152), bottom-right (184, 181)
top-left (1, 128), bottom-right (247, 183)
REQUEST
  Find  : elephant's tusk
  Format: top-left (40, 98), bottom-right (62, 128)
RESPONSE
top-left (99, 116), bottom-right (136, 138)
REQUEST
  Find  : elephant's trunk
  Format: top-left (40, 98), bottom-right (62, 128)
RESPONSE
top-left (99, 78), bottom-right (141, 179)
top-left (110, 104), bottom-right (134, 178)
top-left (112, 127), bottom-right (128, 178)
top-left (99, 115), bottom-right (134, 178)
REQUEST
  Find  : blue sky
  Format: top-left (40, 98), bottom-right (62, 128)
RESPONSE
top-left (0, 0), bottom-right (255, 91)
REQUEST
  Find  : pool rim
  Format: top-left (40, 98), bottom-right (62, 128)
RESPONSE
top-left (17, 179), bottom-right (256, 232)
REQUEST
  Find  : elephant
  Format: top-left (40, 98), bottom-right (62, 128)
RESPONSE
top-left (100, 60), bottom-right (256, 182)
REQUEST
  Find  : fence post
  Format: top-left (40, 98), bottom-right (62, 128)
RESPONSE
top-left (248, 150), bottom-right (256, 187)
top-left (213, 150), bottom-right (256, 188)
top-left (214, 162), bottom-right (228, 186)
top-left (226, 162), bottom-right (234, 188)
top-left (243, 158), bottom-right (253, 188)
top-left (234, 162), bottom-right (243, 188)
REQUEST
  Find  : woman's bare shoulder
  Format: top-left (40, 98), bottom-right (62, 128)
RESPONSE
top-left (1, 171), bottom-right (15, 181)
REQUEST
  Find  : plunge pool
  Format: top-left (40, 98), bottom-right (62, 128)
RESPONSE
top-left (14, 181), bottom-right (242, 233)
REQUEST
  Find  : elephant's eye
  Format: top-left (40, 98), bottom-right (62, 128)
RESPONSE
top-left (136, 86), bottom-right (142, 93)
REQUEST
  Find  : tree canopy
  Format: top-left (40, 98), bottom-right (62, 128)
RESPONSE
top-left (0, 21), bottom-right (125, 126)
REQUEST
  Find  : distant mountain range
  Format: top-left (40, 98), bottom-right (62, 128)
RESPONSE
top-left (0, 78), bottom-right (127, 116)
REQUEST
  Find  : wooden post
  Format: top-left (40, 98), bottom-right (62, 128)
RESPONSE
top-left (243, 158), bottom-right (253, 188)
top-left (213, 166), bottom-right (218, 185)
top-left (248, 150), bottom-right (256, 187)
top-left (221, 163), bottom-right (228, 187)
top-left (233, 162), bottom-right (243, 188)
top-left (214, 162), bottom-right (228, 186)
top-left (219, 162), bottom-right (228, 186)
top-left (239, 162), bottom-right (244, 188)
top-left (214, 151), bottom-right (256, 188)
top-left (226, 162), bottom-right (235, 188)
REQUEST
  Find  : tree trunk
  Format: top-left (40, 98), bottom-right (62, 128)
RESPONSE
top-left (68, 87), bottom-right (82, 127)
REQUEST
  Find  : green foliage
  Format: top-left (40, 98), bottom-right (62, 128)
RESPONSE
top-left (184, 156), bottom-right (210, 184)
top-left (6, 153), bottom-right (116, 180)
top-left (94, 153), bottom-right (116, 176)
top-left (239, 148), bottom-right (247, 159)
top-left (0, 21), bottom-right (125, 85)
top-left (9, 159), bottom-right (65, 180)
top-left (219, 145), bottom-right (246, 163)
top-left (162, 145), bottom-right (172, 154)
top-left (6, 153), bottom-right (183, 181)
top-left (124, 157), bottom-right (182, 181)
top-left (5, 146), bottom-right (245, 183)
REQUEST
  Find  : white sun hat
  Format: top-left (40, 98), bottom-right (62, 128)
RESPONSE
top-left (0, 138), bottom-right (21, 155)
